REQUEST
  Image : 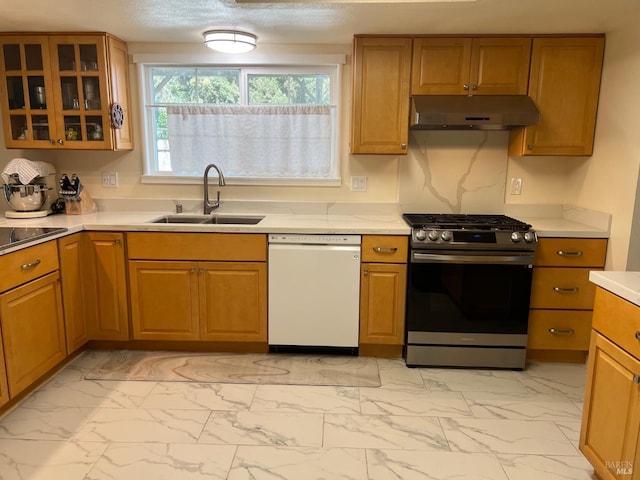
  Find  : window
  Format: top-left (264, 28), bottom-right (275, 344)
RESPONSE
top-left (140, 63), bottom-right (340, 185)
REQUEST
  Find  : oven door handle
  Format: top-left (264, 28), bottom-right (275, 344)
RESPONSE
top-left (411, 252), bottom-right (535, 265)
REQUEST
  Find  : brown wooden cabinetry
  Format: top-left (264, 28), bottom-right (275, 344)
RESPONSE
top-left (411, 37), bottom-right (531, 95)
top-left (127, 233), bottom-right (268, 344)
top-left (0, 241), bottom-right (66, 398)
top-left (580, 287), bottom-right (640, 480)
top-left (0, 32), bottom-right (132, 150)
top-left (351, 36), bottom-right (412, 155)
top-left (528, 237), bottom-right (607, 362)
top-left (359, 235), bottom-right (408, 357)
top-left (509, 36), bottom-right (605, 156)
top-left (84, 232), bottom-right (129, 340)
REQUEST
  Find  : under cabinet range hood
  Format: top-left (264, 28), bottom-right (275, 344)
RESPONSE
top-left (410, 95), bottom-right (540, 130)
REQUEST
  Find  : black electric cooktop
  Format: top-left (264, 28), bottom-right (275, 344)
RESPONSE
top-left (0, 226), bottom-right (67, 252)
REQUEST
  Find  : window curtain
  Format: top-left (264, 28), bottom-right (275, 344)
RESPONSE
top-left (166, 105), bottom-right (336, 179)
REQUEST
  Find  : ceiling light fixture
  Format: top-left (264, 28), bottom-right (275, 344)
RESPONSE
top-left (203, 30), bottom-right (257, 53)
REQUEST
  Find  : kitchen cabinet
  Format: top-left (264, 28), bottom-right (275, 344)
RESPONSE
top-left (351, 36), bottom-right (412, 155)
top-left (411, 37), bottom-right (531, 95)
top-left (0, 32), bottom-right (133, 150)
top-left (84, 232), bottom-right (129, 341)
top-left (0, 330), bottom-right (8, 407)
top-left (0, 241), bottom-right (66, 398)
top-left (509, 36), bottom-right (605, 156)
top-left (580, 287), bottom-right (640, 480)
top-left (57, 233), bottom-right (90, 353)
top-left (359, 235), bottom-right (408, 357)
top-left (127, 233), bottom-right (268, 344)
top-left (528, 237), bottom-right (607, 362)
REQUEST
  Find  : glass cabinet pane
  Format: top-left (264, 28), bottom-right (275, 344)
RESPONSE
top-left (31, 114), bottom-right (49, 140)
top-left (24, 44), bottom-right (43, 70)
top-left (63, 116), bottom-right (83, 141)
top-left (6, 76), bottom-right (25, 109)
top-left (79, 44), bottom-right (98, 71)
top-left (86, 116), bottom-right (104, 141)
top-left (57, 44), bottom-right (76, 71)
top-left (27, 76), bottom-right (46, 109)
top-left (82, 76), bottom-right (101, 110)
top-left (9, 114), bottom-right (27, 140)
top-left (3, 44), bottom-right (21, 71)
top-left (60, 77), bottom-right (80, 110)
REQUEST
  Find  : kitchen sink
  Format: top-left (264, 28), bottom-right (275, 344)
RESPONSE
top-left (149, 214), bottom-right (264, 225)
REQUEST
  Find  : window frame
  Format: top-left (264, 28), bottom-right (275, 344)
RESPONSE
top-left (134, 53), bottom-right (345, 186)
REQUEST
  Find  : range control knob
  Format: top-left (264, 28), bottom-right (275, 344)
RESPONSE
top-left (524, 232), bottom-right (536, 243)
top-left (415, 229), bottom-right (427, 241)
top-left (511, 232), bottom-right (523, 243)
top-left (440, 230), bottom-right (452, 242)
top-left (427, 230), bottom-right (440, 241)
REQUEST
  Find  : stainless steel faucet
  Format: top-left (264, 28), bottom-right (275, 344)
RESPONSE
top-left (203, 163), bottom-right (226, 214)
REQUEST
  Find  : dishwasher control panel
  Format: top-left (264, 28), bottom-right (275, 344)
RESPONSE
top-left (268, 234), bottom-right (361, 245)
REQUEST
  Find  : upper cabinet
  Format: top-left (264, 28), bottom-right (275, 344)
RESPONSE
top-left (509, 36), bottom-right (605, 156)
top-left (411, 37), bottom-right (532, 95)
top-left (351, 36), bottom-right (412, 155)
top-left (0, 33), bottom-right (133, 150)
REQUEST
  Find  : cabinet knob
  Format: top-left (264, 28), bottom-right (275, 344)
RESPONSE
top-left (635, 331), bottom-right (640, 341)
top-left (634, 374), bottom-right (640, 384)
top-left (190, 268), bottom-right (196, 273)
top-left (471, 85), bottom-right (478, 91)
top-left (57, 138), bottom-right (63, 145)
top-left (49, 139), bottom-right (56, 145)
top-left (401, 144), bottom-right (407, 149)
top-left (114, 239), bottom-right (121, 245)
top-left (527, 145), bottom-right (534, 150)
top-left (463, 84), bottom-right (469, 90)
top-left (363, 268), bottom-right (369, 276)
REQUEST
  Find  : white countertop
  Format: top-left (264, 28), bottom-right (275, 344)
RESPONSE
top-left (589, 271), bottom-right (640, 307)
top-left (520, 216), bottom-right (609, 238)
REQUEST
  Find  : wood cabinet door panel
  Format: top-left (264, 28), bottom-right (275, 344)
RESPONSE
top-left (0, 329), bottom-right (9, 407)
top-left (0, 272), bottom-right (66, 397)
top-left (470, 37), bottom-right (531, 95)
top-left (580, 332), bottom-right (640, 480)
top-left (199, 262), bottom-right (267, 342)
top-left (129, 261), bottom-right (200, 340)
top-left (351, 37), bottom-right (411, 154)
top-left (411, 38), bottom-right (472, 95)
top-left (359, 263), bottom-right (407, 345)
top-left (593, 287), bottom-right (640, 360)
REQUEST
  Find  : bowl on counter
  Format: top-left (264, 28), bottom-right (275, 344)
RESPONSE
top-left (3, 183), bottom-right (50, 211)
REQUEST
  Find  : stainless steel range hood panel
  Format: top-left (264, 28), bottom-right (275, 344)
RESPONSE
top-left (410, 95), bottom-right (540, 130)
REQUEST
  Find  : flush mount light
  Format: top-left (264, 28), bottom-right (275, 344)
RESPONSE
top-left (203, 30), bottom-right (257, 53)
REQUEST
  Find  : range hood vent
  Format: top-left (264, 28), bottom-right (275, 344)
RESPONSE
top-left (410, 95), bottom-right (540, 130)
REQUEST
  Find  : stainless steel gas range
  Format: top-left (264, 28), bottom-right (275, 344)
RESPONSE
top-left (403, 213), bottom-right (538, 370)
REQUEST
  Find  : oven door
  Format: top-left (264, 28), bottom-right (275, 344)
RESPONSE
top-left (407, 250), bottom-right (534, 337)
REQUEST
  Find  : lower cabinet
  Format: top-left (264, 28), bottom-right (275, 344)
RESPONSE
top-left (0, 272), bottom-right (66, 397)
top-left (0, 330), bottom-right (9, 407)
top-left (359, 235), bottom-right (408, 357)
top-left (127, 233), bottom-right (268, 344)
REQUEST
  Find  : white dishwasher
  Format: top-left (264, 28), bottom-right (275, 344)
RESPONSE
top-left (268, 233), bottom-right (361, 353)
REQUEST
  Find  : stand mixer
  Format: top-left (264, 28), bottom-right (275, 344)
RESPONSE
top-left (1, 158), bottom-right (55, 218)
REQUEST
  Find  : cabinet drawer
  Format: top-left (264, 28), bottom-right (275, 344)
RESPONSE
top-left (530, 267), bottom-right (598, 310)
top-left (592, 287), bottom-right (640, 359)
top-left (0, 241), bottom-right (59, 293)
top-left (528, 310), bottom-right (592, 350)
top-left (535, 238), bottom-right (607, 267)
top-left (127, 233), bottom-right (267, 261)
top-left (361, 235), bottom-right (408, 263)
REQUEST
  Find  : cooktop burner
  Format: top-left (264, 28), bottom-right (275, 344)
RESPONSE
top-left (403, 213), bottom-right (532, 231)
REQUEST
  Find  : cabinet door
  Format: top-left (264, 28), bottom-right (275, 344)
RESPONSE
top-left (412, 38), bottom-right (472, 95)
top-left (0, 329), bottom-right (9, 407)
top-left (351, 37), bottom-right (411, 155)
top-left (85, 232), bottom-right (129, 340)
top-left (58, 233), bottom-right (89, 353)
top-left (469, 37), bottom-right (531, 95)
top-left (106, 35), bottom-right (133, 150)
top-left (199, 262), bottom-right (267, 342)
top-left (0, 35), bottom-right (58, 147)
top-left (580, 332), bottom-right (640, 480)
top-left (49, 34), bottom-right (113, 149)
top-left (129, 261), bottom-right (200, 340)
top-left (359, 262), bottom-right (407, 345)
top-left (0, 272), bottom-right (66, 398)
top-left (509, 36), bottom-right (605, 156)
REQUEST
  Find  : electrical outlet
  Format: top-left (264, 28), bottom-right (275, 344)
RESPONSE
top-left (350, 176), bottom-right (367, 192)
top-left (510, 177), bottom-right (522, 195)
top-left (102, 171), bottom-right (118, 188)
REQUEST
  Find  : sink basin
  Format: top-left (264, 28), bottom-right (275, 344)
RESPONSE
top-left (150, 214), bottom-right (264, 225)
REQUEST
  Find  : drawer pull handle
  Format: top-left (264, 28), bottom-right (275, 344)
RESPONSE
top-left (556, 250), bottom-right (583, 257)
top-left (553, 287), bottom-right (579, 293)
top-left (549, 328), bottom-right (574, 335)
top-left (373, 247), bottom-right (398, 253)
top-left (20, 259), bottom-right (41, 270)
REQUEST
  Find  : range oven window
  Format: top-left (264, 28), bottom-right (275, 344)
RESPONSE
top-left (406, 261), bottom-right (533, 335)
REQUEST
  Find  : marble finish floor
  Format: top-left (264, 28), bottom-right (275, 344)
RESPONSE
top-left (0, 350), bottom-right (597, 480)
top-left (84, 350), bottom-right (381, 387)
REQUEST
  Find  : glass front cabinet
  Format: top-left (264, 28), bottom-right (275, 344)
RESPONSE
top-left (0, 33), bottom-right (133, 150)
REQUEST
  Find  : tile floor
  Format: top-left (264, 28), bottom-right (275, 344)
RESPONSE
top-left (0, 350), bottom-right (597, 480)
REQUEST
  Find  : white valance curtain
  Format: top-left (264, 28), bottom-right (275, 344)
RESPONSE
top-left (167, 105), bottom-right (337, 179)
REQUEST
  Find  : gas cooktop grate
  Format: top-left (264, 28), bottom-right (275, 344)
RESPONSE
top-left (402, 213), bottom-right (532, 231)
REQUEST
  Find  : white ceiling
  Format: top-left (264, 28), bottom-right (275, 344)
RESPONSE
top-left (0, 0), bottom-right (638, 47)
